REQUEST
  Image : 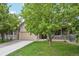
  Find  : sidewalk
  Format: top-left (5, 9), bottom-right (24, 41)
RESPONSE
top-left (0, 40), bottom-right (33, 56)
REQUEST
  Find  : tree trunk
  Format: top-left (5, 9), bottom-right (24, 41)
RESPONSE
top-left (17, 30), bottom-right (19, 40)
top-left (37, 34), bottom-right (39, 39)
top-left (61, 28), bottom-right (63, 38)
top-left (67, 30), bottom-right (70, 40)
top-left (10, 31), bottom-right (13, 41)
top-left (1, 33), bottom-right (4, 42)
top-left (47, 34), bottom-right (52, 46)
top-left (6, 33), bottom-right (8, 40)
top-left (76, 34), bottom-right (79, 43)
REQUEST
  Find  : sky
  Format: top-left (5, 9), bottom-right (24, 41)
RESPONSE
top-left (8, 3), bottom-right (23, 14)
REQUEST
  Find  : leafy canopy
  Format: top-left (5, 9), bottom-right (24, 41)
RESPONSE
top-left (22, 3), bottom-right (79, 36)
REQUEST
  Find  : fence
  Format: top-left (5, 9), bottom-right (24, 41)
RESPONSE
top-left (53, 34), bottom-right (76, 42)
top-left (0, 34), bottom-right (17, 40)
top-left (53, 35), bottom-right (66, 40)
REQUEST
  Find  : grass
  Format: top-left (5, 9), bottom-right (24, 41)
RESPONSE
top-left (0, 39), bottom-right (12, 44)
top-left (8, 41), bottom-right (79, 56)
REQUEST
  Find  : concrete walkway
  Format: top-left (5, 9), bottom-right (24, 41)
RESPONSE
top-left (0, 40), bottom-right (33, 56)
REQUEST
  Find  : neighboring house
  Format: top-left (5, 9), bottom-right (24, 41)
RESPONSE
top-left (18, 21), bottom-right (37, 40)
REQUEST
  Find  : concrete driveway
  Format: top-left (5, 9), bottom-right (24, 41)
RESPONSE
top-left (0, 40), bottom-right (33, 56)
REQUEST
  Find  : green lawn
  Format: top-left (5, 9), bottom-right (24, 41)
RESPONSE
top-left (0, 39), bottom-right (12, 44)
top-left (8, 41), bottom-right (79, 56)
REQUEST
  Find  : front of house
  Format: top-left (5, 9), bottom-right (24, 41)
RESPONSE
top-left (18, 21), bottom-right (37, 40)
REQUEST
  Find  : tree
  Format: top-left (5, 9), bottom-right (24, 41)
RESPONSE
top-left (7, 14), bottom-right (19, 40)
top-left (73, 16), bottom-right (79, 42)
top-left (0, 3), bottom-right (19, 41)
top-left (8, 14), bottom-right (19, 32)
top-left (0, 3), bottom-right (9, 41)
top-left (22, 4), bottom-right (62, 45)
top-left (22, 3), bottom-right (79, 45)
top-left (61, 4), bottom-right (79, 41)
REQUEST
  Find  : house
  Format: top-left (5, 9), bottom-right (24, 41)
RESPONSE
top-left (17, 20), bottom-right (68, 40)
top-left (18, 21), bottom-right (37, 40)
